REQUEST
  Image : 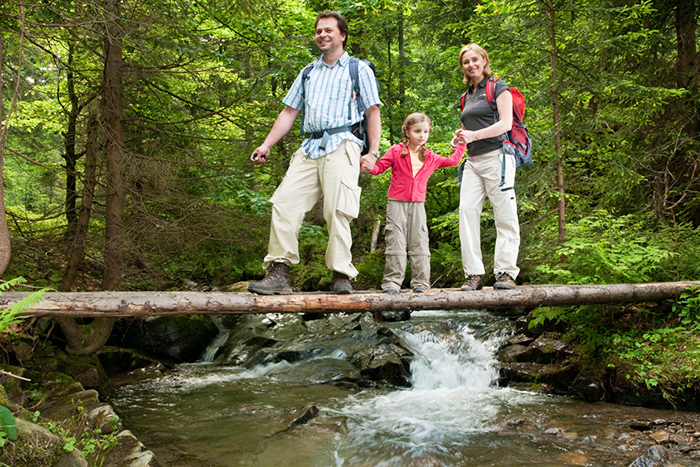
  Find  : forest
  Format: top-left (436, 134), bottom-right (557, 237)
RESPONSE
top-left (0, 0), bottom-right (699, 405)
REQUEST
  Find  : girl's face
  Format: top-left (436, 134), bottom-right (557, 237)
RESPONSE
top-left (406, 121), bottom-right (431, 147)
top-left (461, 50), bottom-right (486, 81)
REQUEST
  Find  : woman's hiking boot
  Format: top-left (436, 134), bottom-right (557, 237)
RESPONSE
top-left (332, 271), bottom-right (353, 294)
top-left (248, 262), bottom-right (292, 295)
top-left (494, 272), bottom-right (516, 290)
top-left (460, 275), bottom-right (483, 291)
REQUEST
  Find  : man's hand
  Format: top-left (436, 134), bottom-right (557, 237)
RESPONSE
top-left (250, 146), bottom-right (270, 164)
top-left (360, 153), bottom-right (376, 174)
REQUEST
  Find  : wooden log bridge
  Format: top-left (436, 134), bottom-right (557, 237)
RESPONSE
top-left (1, 281), bottom-right (698, 318)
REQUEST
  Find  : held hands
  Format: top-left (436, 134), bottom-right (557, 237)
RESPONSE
top-left (360, 153), bottom-right (376, 174)
top-left (453, 129), bottom-right (478, 145)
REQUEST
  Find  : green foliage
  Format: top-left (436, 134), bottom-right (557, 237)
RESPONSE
top-left (0, 406), bottom-right (17, 444)
top-left (669, 286), bottom-right (700, 327)
top-left (0, 278), bottom-right (48, 334)
top-left (529, 307), bottom-right (565, 330)
top-left (533, 210), bottom-right (675, 284)
top-left (429, 242), bottom-right (463, 287)
top-left (609, 325), bottom-right (700, 405)
top-left (355, 249), bottom-right (385, 290)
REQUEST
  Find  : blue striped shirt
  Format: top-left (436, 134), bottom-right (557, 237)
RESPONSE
top-left (283, 52), bottom-right (381, 159)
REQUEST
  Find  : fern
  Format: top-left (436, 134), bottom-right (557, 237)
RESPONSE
top-left (0, 278), bottom-right (48, 334)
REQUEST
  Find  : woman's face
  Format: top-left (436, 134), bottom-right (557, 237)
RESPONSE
top-left (461, 49), bottom-right (486, 82)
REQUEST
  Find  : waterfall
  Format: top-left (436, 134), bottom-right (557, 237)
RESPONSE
top-left (327, 310), bottom-right (516, 466)
top-left (199, 315), bottom-right (230, 363)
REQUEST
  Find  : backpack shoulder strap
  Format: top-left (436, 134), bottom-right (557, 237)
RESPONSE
top-left (348, 56), bottom-right (365, 115)
top-left (459, 92), bottom-right (467, 111)
top-left (299, 62), bottom-right (315, 136)
top-left (485, 76), bottom-right (499, 110)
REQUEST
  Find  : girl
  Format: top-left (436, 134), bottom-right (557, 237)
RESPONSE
top-left (454, 43), bottom-right (520, 291)
top-left (362, 113), bottom-right (465, 293)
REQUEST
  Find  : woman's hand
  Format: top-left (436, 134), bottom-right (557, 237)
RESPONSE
top-left (454, 129), bottom-right (479, 144)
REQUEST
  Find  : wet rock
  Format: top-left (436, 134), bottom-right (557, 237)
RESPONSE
top-left (97, 347), bottom-right (163, 378)
top-left (218, 314), bottom-right (415, 387)
top-left (529, 336), bottom-right (568, 364)
top-left (630, 420), bottom-right (653, 431)
top-left (70, 364), bottom-right (100, 388)
top-left (243, 347), bottom-right (302, 368)
top-left (108, 315), bottom-right (218, 363)
top-left (628, 445), bottom-right (668, 467)
top-left (54, 449), bottom-right (89, 467)
top-left (500, 333), bottom-right (535, 348)
top-left (544, 427), bottom-right (563, 435)
top-left (270, 358), bottom-right (360, 383)
top-left (497, 344), bottom-right (538, 363)
top-left (649, 431), bottom-right (671, 444)
top-left (88, 405), bottom-right (122, 434)
top-left (576, 380), bottom-right (603, 402)
top-left (104, 430), bottom-right (161, 467)
top-left (556, 452), bottom-right (589, 466)
top-left (285, 404), bottom-right (319, 427)
top-left (379, 310), bottom-right (412, 322)
top-left (499, 417), bottom-right (536, 431)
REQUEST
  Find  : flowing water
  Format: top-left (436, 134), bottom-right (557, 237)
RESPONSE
top-left (109, 310), bottom-right (700, 467)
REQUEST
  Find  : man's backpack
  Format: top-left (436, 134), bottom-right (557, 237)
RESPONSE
top-left (300, 57), bottom-right (378, 155)
top-left (459, 76), bottom-right (533, 171)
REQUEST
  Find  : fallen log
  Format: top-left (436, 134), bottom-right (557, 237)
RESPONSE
top-left (1, 281), bottom-right (698, 318)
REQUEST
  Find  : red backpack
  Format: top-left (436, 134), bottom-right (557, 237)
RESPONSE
top-left (459, 76), bottom-right (533, 171)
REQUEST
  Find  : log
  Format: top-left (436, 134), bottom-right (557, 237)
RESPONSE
top-left (1, 281), bottom-right (698, 318)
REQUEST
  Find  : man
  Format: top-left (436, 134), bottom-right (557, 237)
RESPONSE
top-left (248, 11), bottom-right (381, 295)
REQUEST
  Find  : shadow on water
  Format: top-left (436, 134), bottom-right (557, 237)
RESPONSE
top-left (108, 310), bottom-right (700, 467)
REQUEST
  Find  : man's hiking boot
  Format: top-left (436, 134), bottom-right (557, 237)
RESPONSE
top-left (248, 262), bottom-right (292, 295)
top-left (460, 275), bottom-right (483, 291)
top-left (413, 286), bottom-right (427, 293)
top-left (332, 271), bottom-right (353, 295)
top-left (494, 272), bottom-right (516, 290)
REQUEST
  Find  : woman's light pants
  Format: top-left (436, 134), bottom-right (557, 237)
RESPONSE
top-left (459, 148), bottom-right (520, 279)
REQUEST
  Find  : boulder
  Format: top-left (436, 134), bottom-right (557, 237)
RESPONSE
top-left (108, 315), bottom-right (218, 363)
top-left (104, 430), bottom-right (161, 467)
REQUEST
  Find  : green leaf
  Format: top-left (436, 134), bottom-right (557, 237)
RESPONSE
top-left (0, 406), bottom-right (17, 441)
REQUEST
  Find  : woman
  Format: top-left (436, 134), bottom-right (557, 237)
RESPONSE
top-left (454, 43), bottom-right (519, 291)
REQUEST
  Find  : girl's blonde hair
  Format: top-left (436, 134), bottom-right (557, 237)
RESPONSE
top-left (459, 43), bottom-right (492, 86)
top-left (400, 112), bottom-right (432, 162)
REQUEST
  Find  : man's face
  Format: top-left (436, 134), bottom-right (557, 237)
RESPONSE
top-left (315, 17), bottom-right (345, 55)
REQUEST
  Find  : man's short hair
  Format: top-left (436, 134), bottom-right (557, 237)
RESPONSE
top-left (315, 11), bottom-right (348, 48)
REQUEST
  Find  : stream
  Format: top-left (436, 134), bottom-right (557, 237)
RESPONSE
top-left (109, 309), bottom-right (700, 467)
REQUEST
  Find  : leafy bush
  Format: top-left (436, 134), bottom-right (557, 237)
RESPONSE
top-left (533, 210), bottom-right (675, 284)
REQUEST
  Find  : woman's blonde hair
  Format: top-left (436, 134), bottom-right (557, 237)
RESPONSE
top-left (400, 112), bottom-right (432, 162)
top-left (459, 43), bottom-right (492, 86)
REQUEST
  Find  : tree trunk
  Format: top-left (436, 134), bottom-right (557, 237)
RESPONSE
top-left (60, 110), bottom-right (99, 292)
top-left (548, 2), bottom-right (566, 242)
top-left (55, 1), bottom-right (123, 354)
top-left (370, 218), bottom-right (382, 252)
top-left (0, 36), bottom-right (10, 276)
top-left (101, 0), bottom-right (126, 291)
top-left (62, 45), bottom-right (81, 233)
top-left (4, 282), bottom-right (699, 318)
